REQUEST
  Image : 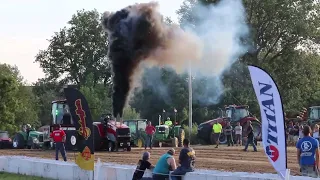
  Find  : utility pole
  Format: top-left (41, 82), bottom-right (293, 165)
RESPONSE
top-left (188, 62), bottom-right (192, 140)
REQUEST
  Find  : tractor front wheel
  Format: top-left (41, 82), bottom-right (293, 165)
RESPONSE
top-left (127, 146), bottom-right (131, 152)
top-left (252, 120), bottom-right (262, 145)
top-left (12, 133), bottom-right (25, 149)
top-left (219, 134), bottom-right (227, 144)
top-left (137, 138), bottom-right (143, 148)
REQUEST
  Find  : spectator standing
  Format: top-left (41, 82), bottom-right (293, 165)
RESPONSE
top-left (234, 122), bottom-right (242, 146)
top-left (299, 125), bottom-right (304, 140)
top-left (153, 149), bottom-right (176, 180)
top-left (225, 122), bottom-right (234, 146)
top-left (313, 125), bottom-right (319, 143)
top-left (296, 125), bottom-right (320, 178)
top-left (50, 125), bottom-right (67, 161)
top-left (132, 152), bottom-right (154, 180)
top-left (171, 139), bottom-right (196, 180)
top-left (212, 120), bottom-right (223, 148)
top-left (145, 121), bottom-right (156, 149)
top-left (243, 121), bottom-right (257, 152)
top-left (287, 121), bottom-right (295, 146)
top-left (293, 122), bottom-right (300, 143)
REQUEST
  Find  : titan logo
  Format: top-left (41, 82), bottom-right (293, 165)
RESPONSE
top-left (259, 82), bottom-right (280, 162)
top-left (75, 99), bottom-right (91, 140)
top-left (266, 145), bottom-right (279, 162)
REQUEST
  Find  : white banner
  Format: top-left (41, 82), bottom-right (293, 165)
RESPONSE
top-left (248, 66), bottom-right (287, 179)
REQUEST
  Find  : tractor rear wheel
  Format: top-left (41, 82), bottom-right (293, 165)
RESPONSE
top-left (12, 133), bottom-right (25, 149)
top-left (93, 125), bottom-right (102, 151)
top-left (252, 120), bottom-right (262, 145)
top-left (178, 129), bottom-right (185, 147)
top-left (127, 146), bottom-right (131, 152)
top-left (219, 134), bottom-right (227, 144)
top-left (137, 138), bottom-right (143, 148)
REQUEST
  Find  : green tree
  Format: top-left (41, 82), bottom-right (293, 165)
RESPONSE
top-left (35, 9), bottom-right (111, 87)
top-left (32, 78), bottom-right (63, 125)
top-left (80, 85), bottom-right (112, 120)
top-left (122, 106), bottom-right (141, 119)
top-left (176, 0), bottom-right (320, 118)
top-left (0, 64), bottom-right (39, 133)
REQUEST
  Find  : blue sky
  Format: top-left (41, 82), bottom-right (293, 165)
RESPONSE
top-left (0, 0), bottom-right (184, 83)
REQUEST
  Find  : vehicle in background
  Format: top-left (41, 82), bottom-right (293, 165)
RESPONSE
top-left (123, 119), bottom-right (147, 147)
top-left (12, 124), bottom-right (44, 149)
top-left (197, 105), bottom-right (262, 145)
top-left (0, 131), bottom-right (12, 149)
top-left (153, 116), bottom-right (185, 147)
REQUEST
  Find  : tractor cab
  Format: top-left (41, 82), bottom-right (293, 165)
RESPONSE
top-left (123, 119), bottom-right (147, 147)
top-left (51, 100), bottom-right (74, 126)
top-left (41, 100), bottom-right (77, 150)
top-left (307, 106), bottom-right (320, 126)
top-left (224, 105), bottom-right (250, 124)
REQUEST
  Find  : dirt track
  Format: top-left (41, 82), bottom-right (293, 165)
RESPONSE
top-left (1, 145), bottom-right (300, 175)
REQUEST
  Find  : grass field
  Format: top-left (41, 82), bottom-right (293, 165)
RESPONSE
top-left (0, 172), bottom-right (52, 180)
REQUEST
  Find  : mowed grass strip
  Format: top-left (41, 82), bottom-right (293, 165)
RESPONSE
top-left (0, 172), bottom-right (53, 180)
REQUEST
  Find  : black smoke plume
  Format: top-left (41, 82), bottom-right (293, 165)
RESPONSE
top-left (102, 2), bottom-right (202, 118)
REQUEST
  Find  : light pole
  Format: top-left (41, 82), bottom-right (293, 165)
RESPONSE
top-left (174, 108), bottom-right (177, 124)
top-left (188, 62), bottom-right (192, 140)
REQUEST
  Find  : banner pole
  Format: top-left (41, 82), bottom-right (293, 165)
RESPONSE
top-left (285, 169), bottom-right (290, 180)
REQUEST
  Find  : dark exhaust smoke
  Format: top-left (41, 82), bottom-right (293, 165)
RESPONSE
top-left (102, 2), bottom-right (202, 118)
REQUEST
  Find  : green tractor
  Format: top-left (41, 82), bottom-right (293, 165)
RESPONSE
top-left (123, 119), bottom-right (147, 148)
top-left (12, 124), bottom-right (44, 149)
top-left (305, 106), bottom-right (320, 127)
top-left (153, 117), bottom-right (185, 147)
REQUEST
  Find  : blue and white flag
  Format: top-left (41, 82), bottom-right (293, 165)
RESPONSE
top-left (248, 65), bottom-right (287, 179)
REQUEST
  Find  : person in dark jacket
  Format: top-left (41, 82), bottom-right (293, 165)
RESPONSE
top-left (225, 122), bottom-right (234, 146)
top-left (171, 139), bottom-right (195, 180)
top-left (132, 152), bottom-right (154, 180)
top-left (243, 121), bottom-right (257, 152)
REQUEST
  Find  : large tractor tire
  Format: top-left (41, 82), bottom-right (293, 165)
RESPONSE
top-left (137, 138), bottom-right (143, 148)
top-left (177, 129), bottom-right (185, 147)
top-left (219, 133), bottom-right (227, 144)
top-left (12, 133), bottom-right (25, 149)
top-left (172, 137), bottom-right (178, 147)
top-left (127, 146), bottom-right (132, 152)
top-left (93, 125), bottom-right (102, 151)
top-left (252, 120), bottom-right (262, 145)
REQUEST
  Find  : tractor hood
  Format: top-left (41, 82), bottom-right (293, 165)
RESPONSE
top-left (199, 116), bottom-right (259, 128)
top-left (199, 117), bottom-right (225, 126)
top-left (156, 125), bottom-right (169, 128)
top-left (0, 137), bottom-right (11, 141)
top-left (29, 130), bottom-right (44, 135)
top-left (108, 120), bottom-right (129, 129)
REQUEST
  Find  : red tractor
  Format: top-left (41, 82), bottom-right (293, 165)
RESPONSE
top-left (42, 100), bottom-right (131, 151)
top-left (197, 105), bottom-right (262, 144)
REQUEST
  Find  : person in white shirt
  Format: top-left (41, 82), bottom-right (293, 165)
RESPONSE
top-left (299, 125), bottom-right (304, 140)
top-left (234, 122), bottom-right (242, 146)
top-left (313, 124), bottom-right (319, 143)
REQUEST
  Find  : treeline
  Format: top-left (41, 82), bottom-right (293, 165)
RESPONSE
top-left (1, 0), bottom-right (320, 133)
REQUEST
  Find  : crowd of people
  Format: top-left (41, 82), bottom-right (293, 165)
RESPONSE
top-left (286, 121), bottom-right (320, 145)
top-left (133, 139), bottom-right (195, 180)
top-left (211, 120), bottom-right (258, 151)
